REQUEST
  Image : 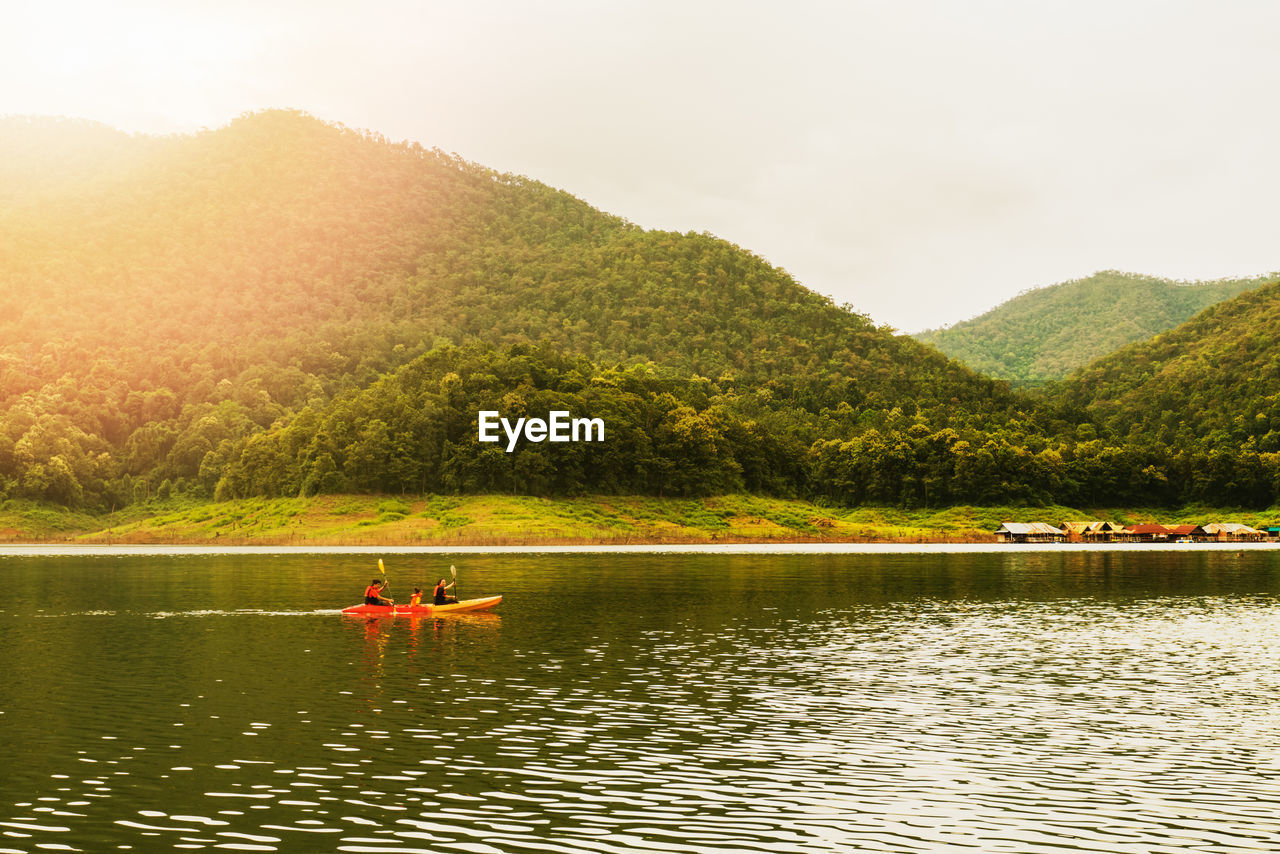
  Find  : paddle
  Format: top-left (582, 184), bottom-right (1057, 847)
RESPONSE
top-left (450, 564), bottom-right (458, 602)
top-left (378, 558), bottom-right (392, 603)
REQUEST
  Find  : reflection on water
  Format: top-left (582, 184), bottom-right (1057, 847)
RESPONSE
top-left (2, 550), bottom-right (1279, 852)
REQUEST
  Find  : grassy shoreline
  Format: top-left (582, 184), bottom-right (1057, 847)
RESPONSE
top-left (1, 494), bottom-right (1277, 546)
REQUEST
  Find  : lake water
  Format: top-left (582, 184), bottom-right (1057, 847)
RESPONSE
top-left (2, 547), bottom-right (1279, 853)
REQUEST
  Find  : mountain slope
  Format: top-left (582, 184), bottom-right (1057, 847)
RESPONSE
top-left (0, 110), bottom-right (996, 400)
top-left (1056, 280), bottom-right (1280, 452)
top-left (0, 110), bottom-right (1033, 508)
top-left (916, 271), bottom-right (1273, 383)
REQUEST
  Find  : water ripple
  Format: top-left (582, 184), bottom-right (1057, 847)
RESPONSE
top-left (6, 555), bottom-right (1280, 852)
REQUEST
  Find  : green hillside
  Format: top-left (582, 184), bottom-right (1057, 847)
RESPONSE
top-left (8, 109), bottom-right (1280, 513)
top-left (1058, 280), bottom-right (1280, 451)
top-left (0, 110), bottom-right (1039, 510)
top-left (916, 271), bottom-right (1273, 383)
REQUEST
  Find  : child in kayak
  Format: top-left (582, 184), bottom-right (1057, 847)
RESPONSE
top-left (409, 587), bottom-right (423, 607)
top-left (433, 578), bottom-right (457, 605)
top-left (364, 580), bottom-right (393, 606)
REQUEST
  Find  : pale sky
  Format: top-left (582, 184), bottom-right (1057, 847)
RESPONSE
top-left (3, 0), bottom-right (1278, 332)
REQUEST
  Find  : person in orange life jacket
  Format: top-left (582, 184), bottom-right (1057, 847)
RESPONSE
top-left (364, 579), bottom-right (393, 606)
top-left (409, 587), bottom-right (423, 607)
top-left (433, 578), bottom-right (457, 605)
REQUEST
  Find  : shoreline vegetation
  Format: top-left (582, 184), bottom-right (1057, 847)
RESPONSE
top-left (2, 494), bottom-right (1277, 547)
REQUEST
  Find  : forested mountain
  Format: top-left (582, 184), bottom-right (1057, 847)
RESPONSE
top-left (6, 110), bottom-right (1280, 511)
top-left (916, 271), bottom-right (1272, 383)
top-left (0, 116), bottom-right (163, 204)
top-left (0, 110), bottom-right (1042, 509)
top-left (1057, 281), bottom-right (1280, 452)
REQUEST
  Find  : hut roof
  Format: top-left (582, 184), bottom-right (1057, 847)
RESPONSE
top-left (1125, 524), bottom-right (1171, 535)
top-left (1204, 523), bottom-right (1261, 535)
top-left (995, 522), bottom-right (1065, 535)
top-left (1062, 521), bottom-right (1119, 534)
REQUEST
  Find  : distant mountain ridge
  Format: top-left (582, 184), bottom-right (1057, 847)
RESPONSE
top-left (916, 271), bottom-right (1275, 383)
top-left (1057, 279), bottom-right (1280, 453)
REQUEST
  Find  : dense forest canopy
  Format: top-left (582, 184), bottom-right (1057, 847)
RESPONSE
top-left (1058, 281), bottom-right (1280, 452)
top-left (916, 271), bottom-right (1273, 384)
top-left (2, 110), bottom-right (1279, 511)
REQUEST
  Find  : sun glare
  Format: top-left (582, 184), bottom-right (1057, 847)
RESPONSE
top-left (7, 4), bottom-right (272, 133)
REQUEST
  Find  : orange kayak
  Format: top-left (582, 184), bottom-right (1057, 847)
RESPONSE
top-left (341, 595), bottom-right (502, 616)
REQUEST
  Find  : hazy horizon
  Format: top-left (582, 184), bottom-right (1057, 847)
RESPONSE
top-left (4, 0), bottom-right (1278, 332)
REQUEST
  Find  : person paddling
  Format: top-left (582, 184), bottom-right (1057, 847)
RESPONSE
top-left (433, 577), bottom-right (457, 605)
top-left (364, 579), bottom-right (393, 606)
